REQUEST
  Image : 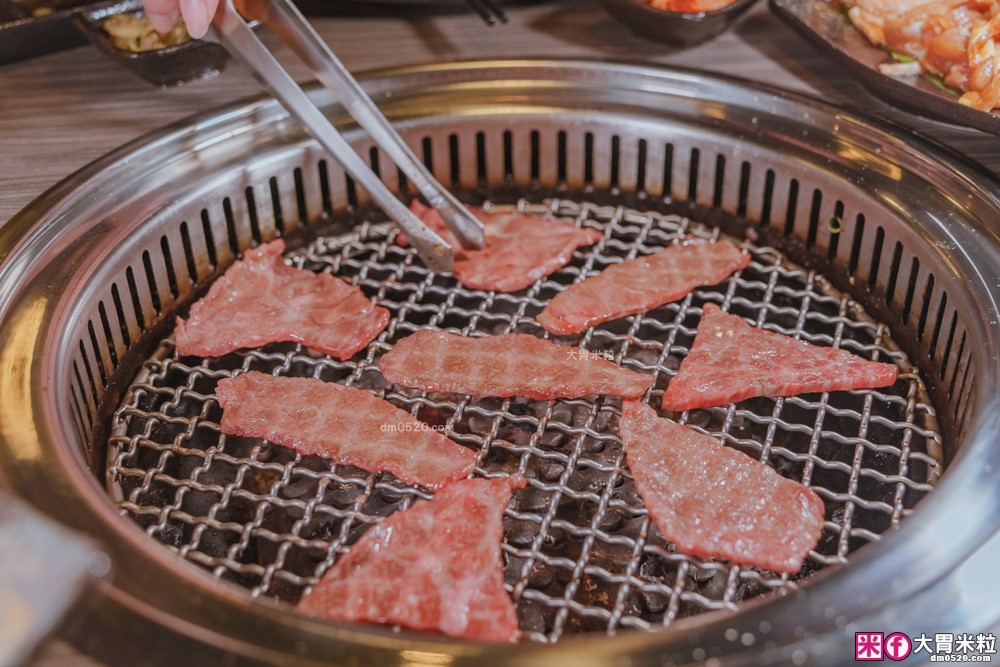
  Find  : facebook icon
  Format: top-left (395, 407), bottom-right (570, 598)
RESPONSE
top-left (885, 633), bottom-right (913, 661)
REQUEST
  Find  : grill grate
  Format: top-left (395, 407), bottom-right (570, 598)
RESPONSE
top-left (106, 198), bottom-right (942, 642)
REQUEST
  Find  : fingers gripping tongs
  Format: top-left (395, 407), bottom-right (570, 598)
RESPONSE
top-left (206, 0), bottom-right (485, 272)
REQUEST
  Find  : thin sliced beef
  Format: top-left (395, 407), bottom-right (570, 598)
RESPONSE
top-left (298, 475), bottom-right (525, 642)
top-left (661, 304), bottom-right (899, 411)
top-left (405, 201), bottom-right (602, 292)
top-left (380, 330), bottom-right (653, 399)
top-left (538, 237), bottom-right (750, 335)
top-left (216, 372), bottom-right (476, 490)
top-left (175, 240), bottom-right (388, 359)
top-left (621, 401), bottom-right (825, 573)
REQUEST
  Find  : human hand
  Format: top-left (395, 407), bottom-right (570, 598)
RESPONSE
top-left (144, 0), bottom-right (218, 39)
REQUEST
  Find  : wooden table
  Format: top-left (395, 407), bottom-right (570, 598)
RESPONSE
top-left (0, 1), bottom-right (994, 664)
top-left (1, 0), bottom-right (999, 228)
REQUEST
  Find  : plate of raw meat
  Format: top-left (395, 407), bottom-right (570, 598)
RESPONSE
top-left (771, 0), bottom-right (1000, 135)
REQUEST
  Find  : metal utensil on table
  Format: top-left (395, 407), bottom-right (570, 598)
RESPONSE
top-left (0, 489), bottom-right (109, 667)
top-left (465, 0), bottom-right (508, 25)
top-left (206, 0), bottom-right (485, 273)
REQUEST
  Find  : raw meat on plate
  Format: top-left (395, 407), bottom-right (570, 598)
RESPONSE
top-left (620, 400), bottom-right (825, 573)
top-left (846, 0), bottom-right (1000, 111)
top-left (298, 475), bottom-right (525, 642)
top-left (661, 304), bottom-right (899, 411)
top-left (175, 240), bottom-right (388, 359)
top-left (404, 201), bottom-right (602, 292)
top-left (537, 237), bottom-right (750, 335)
top-left (216, 372), bottom-right (476, 490)
top-left (380, 330), bottom-right (654, 399)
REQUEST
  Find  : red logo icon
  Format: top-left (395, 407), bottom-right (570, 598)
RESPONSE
top-left (885, 633), bottom-right (912, 661)
top-left (856, 632), bottom-right (884, 661)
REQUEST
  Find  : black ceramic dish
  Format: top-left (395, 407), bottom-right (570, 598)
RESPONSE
top-left (0, 0), bottom-right (90, 64)
top-left (771, 0), bottom-right (1000, 136)
top-left (74, 0), bottom-right (233, 87)
top-left (596, 0), bottom-right (759, 48)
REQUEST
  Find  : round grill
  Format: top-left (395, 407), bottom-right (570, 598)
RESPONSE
top-left (2, 61), bottom-right (999, 666)
top-left (107, 200), bottom-right (941, 640)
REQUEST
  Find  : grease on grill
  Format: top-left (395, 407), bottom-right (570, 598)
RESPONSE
top-left (106, 199), bottom-right (941, 642)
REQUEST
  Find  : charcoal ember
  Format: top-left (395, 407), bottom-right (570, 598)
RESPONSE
top-left (280, 542), bottom-right (326, 579)
top-left (171, 394), bottom-right (210, 420)
top-left (323, 482), bottom-right (364, 508)
top-left (215, 496), bottom-right (255, 526)
top-left (582, 438), bottom-right (606, 454)
top-left (620, 591), bottom-right (645, 618)
top-left (467, 413), bottom-right (495, 434)
top-left (586, 548), bottom-right (617, 575)
top-left (699, 568), bottom-right (731, 598)
top-left (484, 319), bottom-right (516, 336)
top-left (304, 519), bottom-right (337, 544)
top-left (528, 564), bottom-right (555, 590)
top-left (732, 577), bottom-right (760, 602)
top-left (362, 490), bottom-right (407, 518)
top-left (640, 589), bottom-right (669, 615)
top-left (538, 430), bottom-right (565, 449)
top-left (612, 480), bottom-right (643, 507)
top-left (416, 406), bottom-right (452, 428)
top-left (517, 600), bottom-right (550, 635)
top-left (591, 411), bottom-right (611, 433)
top-left (516, 486), bottom-right (550, 513)
top-left (352, 370), bottom-right (388, 392)
top-left (557, 491), bottom-right (577, 510)
top-left (180, 489), bottom-right (221, 518)
top-left (599, 508), bottom-right (624, 532)
top-left (639, 554), bottom-right (665, 582)
top-left (134, 484), bottom-right (174, 509)
top-left (814, 513), bottom-right (840, 555)
top-left (730, 415), bottom-right (751, 438)
top-left (252, 441), bottom-right (278, 463)
top-left (504, 554), bottom-right (526, 582)
top-left (549, 405), bottom-right (575, 426)
top-left (686, 409), bottom-right (712, 429)
top-left (579, 611), bottom-right (609, 633)
top-left (156, 521), bottom-right (186, 548)
top-left (498, 421), bottom-right (533, 446)
top-left (543, 527), bottom-right (567, 554)
top-left (540, 462), bottom-right (565, 482)
top-left (769, 453), bottom-right (801, 477)
top-left (509, 399), bottom-right (539, 417)
top-left (241, 467), bottom-right (283, 496)
top-left (282, 475), bottom-right (319, 500)
top-left (572, 407), bottom-right (596, 429)
top-left (629, 347), bottom-right (660, 367)
top-left (507, 521), bottom-right (537, 548)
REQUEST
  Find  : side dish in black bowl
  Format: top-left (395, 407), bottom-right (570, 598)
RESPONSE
top-left (74, 0), bottom-right (233, 87)
top-left (597, 0), bottom-right (759, 48)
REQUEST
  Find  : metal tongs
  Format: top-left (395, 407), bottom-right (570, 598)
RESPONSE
top-left (205, 0), bottom-right (485, 273)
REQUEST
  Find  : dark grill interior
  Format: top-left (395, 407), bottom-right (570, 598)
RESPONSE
top-left (105, 198), bottom-right (942, 642)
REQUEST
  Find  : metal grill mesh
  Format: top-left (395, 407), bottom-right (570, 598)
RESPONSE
top-left (106, 198), bottom-right (942, 642)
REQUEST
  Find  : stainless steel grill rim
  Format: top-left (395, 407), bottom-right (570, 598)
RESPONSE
top-left (1, 60), bottom-right (1000, 666)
